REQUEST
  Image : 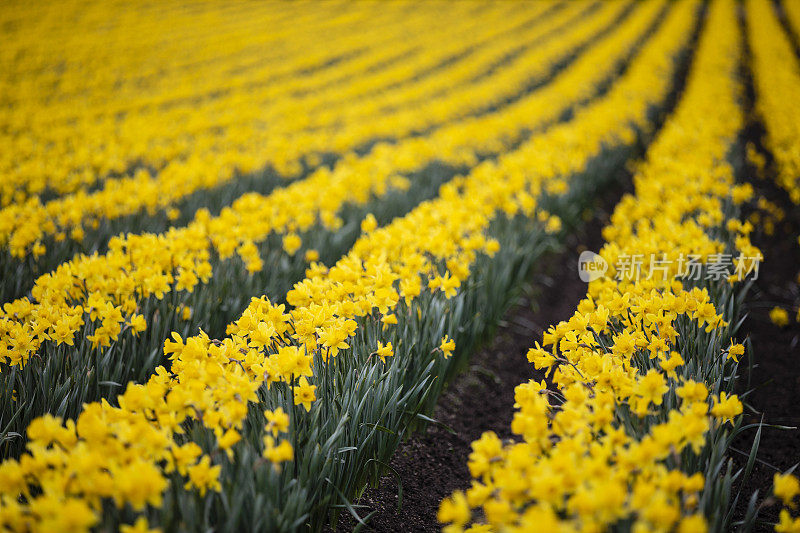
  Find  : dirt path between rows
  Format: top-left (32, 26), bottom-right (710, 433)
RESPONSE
top-left (732, 143), bottom-right (800, 529)
top-left (330, 184), bottom-right (620, 532)
top-left (730, 22), bottom-right (800, 525)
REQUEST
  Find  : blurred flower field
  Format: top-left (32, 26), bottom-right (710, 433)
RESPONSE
top-left (1, 0), bottom-right (799, 531)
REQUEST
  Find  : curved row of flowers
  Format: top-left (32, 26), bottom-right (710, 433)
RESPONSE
top-left (0, 0), bottom-right (702, 530)
top-left (440, 2), bottom-right (799, 531)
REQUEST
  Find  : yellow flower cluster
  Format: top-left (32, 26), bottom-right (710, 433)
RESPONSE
top-left (0, 0), bottom-right (665, 369)
top-left (0, 0), bottom-right (625, 257)
top-left (441, 385), bottom-right (712, 532)
top-left (0, 297), bottom-right (295, 531)
top-left (0, 0), bottom-right (699, 528)
top-left (746, 0), bottom-right (800, 203)
top-left (441, 1), bottom-right (758, 530)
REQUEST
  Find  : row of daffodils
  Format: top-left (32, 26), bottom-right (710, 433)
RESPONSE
top-left (440, 1), bottom-right (800, 532)
top-left (0, 0), bottom-right (705, 530)
top-left (746, 0), bottom-right (800, 204)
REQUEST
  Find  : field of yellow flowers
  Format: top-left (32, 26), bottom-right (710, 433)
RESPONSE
top-left (1, 0), bottom-right (800, 531)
